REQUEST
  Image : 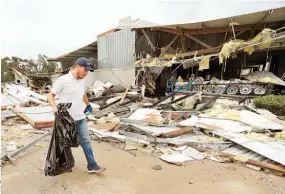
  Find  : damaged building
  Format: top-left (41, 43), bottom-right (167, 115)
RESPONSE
top-left (2, 7), bottom-right (285, 189)
top-left (130, 7), bottom-right (285, 96)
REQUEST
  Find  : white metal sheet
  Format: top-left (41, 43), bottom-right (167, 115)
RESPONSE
top-left (214, 131), bottom-right (285, 166)
top-left (179, 116), bottom-right (254, 133)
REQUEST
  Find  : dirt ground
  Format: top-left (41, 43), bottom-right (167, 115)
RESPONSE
top-left (2, 136), bottom-right (285, 194)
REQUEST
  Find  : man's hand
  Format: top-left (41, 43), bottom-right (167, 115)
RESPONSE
top-left (84, 104), bottom-right (93, 114)
top-left (52, 106), bottom-right (58, 114)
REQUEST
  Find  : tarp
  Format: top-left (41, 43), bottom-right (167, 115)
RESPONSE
top-left (44, 103), bottom-right (79, 176)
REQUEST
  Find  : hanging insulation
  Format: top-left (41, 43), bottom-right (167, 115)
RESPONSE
top-left (219, 39), bottom-right (244, 64)
top-left (198, 56), bottom-right (210, 71)
top-left (244, 28), bottom-right (276, 55)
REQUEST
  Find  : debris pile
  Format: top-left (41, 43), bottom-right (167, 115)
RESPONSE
top-left (86, 90), bottom-right (285, 175)
top-left (2, 79), bottom-right (285, 177)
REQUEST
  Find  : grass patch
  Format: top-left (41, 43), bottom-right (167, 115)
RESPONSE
top-left (253, 95), bottom-right (285, 116)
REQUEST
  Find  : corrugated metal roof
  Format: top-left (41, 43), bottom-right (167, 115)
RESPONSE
top-left (48, 41), bottom-right (97, 62)
top-left (98, 28), bottom-right (135, 69)
top-left (223, 145), bottom-right (274, 163)
top-left (214, 131), bottom-right (285, 166)
top-left (133, 7), bottom-right (285, 31)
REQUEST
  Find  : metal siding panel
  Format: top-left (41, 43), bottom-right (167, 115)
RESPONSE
top-left (98, 28), bottom-right (135, 69)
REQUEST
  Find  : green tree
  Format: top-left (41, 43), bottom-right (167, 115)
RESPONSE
top-left (1, 54), bottom-right (58, 82)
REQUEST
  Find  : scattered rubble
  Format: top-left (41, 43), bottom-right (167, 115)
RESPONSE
top-left (2, 79), bottom-right (285, 177)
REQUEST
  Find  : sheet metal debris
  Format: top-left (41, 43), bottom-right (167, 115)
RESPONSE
top-left (179, 116), bottom-right (254, 133)
top-left (214, 131), bottom-right (285, 166)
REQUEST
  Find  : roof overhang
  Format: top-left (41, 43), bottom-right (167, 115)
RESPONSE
top-left (48, 41), bottom-right (97, 62)
top-left (133, 7), bottom-right (285, 34)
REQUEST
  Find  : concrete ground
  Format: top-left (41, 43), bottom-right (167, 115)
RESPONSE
top-left (2, 137), bottom-right (285, 194)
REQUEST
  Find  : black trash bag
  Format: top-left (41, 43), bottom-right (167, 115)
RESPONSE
top-left (44, 103), bottom-right (80, 176)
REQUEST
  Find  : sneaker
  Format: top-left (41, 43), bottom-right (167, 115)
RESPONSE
top-left (88, 165), bottom-right (106, 173)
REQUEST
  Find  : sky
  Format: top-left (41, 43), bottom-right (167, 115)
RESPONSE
top-left (1, 0), bottom-right (285, 59)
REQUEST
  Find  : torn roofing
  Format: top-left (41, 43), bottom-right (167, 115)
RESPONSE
top-left (214, 131), bottom-right (285, 166)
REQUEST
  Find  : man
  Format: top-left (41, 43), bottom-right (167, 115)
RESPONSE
top-left (48, 57), bottom-right (105, 173)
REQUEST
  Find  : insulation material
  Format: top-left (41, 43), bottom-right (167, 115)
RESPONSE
top-left (179, 116), bottom-right (254, 133)
top-left (245, 132), bottom-right (273, 143)
top-left (214, 130), bottom-right (285, 166)
top-left (275, 131), bottom-right (285, 140)
top-left (219, 39), bottom-right (244, 64)
top-left (198, 56), bottom-right (210, 71)
top-left (243, 71), bottom-right (285, 86)
top-left (244, 28), bottom-right (276, 55)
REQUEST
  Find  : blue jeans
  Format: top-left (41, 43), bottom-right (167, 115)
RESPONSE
top-left (75, 119), bottom-right (98, 170)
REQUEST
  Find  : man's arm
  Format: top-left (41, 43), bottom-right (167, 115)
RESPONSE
top-left (49, 77), bottom-right (63, 113)
top-left (48, 92), bottom-right (58, 112)
top-left (83, 94), bottom-right (89, 106)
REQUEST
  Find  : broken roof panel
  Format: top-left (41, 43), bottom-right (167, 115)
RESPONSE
top-left (214, 131), bottom-right (285, 166)
top-left (179, 116), bottom-right (254, 133)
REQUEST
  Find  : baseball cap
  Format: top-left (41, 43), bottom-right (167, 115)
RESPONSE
top-left (75, 57), bottom-right (94, 72)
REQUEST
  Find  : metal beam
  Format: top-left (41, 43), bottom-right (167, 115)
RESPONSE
top-left (72, 50), bottom-right (95, 54)
top-left (141, 29), bottom-right (155, 51)
top-left (151, 24), bottom-right (265, 35)
top-left (185, 34), bottom-right (212, 48)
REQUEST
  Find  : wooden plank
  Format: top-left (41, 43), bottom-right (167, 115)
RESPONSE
top-left (160, 127), bottom-right (193, 138)
top-left (160, 47), bottom-right (220, 60)
top-left (12, 110), bottom-right (36, 127)
top-left (141, 29), bottom-right (155, 51)
top-left (185, 34), bottom-right (212, 49)
top-left (12, 107), bottom-right (54, 129)
top-left (160, 35), bottom-right (180, 56)
top-left (99, 98), bottom-right (121, 110)
top-left (151, 24), bottom-right (264, 35)
top-left (120, 88), bottom-right (129, 104)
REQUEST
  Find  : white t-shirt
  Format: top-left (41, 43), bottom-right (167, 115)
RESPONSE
top-left (51, 71), bottom-right (86, 121)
